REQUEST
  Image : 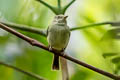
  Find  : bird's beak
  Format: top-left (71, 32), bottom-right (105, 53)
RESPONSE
top-left (64, 16), bottom-right (68, 20)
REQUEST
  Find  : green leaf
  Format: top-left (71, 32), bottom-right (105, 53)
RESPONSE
top-left (101, 28), bottom-right (120, 40)
top-left (112, 56), bottom-right (120, 64)
top-left (103, 53), bottom-right (118, 58)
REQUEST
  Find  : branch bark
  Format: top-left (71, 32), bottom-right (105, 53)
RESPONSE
top-left (0, 61), bottom-right (45, 80)
top-left (0, 23), bottom-right (120, 80)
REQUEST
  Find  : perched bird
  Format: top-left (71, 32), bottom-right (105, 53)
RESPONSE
top-left (47, 14), bottom-right (70, 80)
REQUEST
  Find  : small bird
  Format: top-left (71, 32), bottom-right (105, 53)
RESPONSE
top-left (47, 15), bottom-right (70, 80)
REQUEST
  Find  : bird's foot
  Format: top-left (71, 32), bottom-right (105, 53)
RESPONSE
top-left (60, 52), bottom-right (65, 56)
top-left (49, 46), bottom-right (53, 51)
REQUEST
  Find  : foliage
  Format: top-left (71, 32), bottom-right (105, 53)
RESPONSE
top-left (0, 0), bottom-right (120, 80)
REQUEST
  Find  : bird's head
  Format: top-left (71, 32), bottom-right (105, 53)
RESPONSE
top-left (53, 15), bottom-right (68, 24)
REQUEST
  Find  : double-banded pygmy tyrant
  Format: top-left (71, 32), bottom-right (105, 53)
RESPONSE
top-left (47, 15), bottom-right (70, 70)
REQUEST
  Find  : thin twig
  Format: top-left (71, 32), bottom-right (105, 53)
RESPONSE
top-left (36, 0), bottom-right (58, 14)
top-left (0, 61), bottom-right (45, 80)
top-left (0, 20), bottom-right (46, 36)
top-left (62, 0), bottom-right (76, 14)
top-left (70, 22), bottom-right (120, 31)
top-left (0, 23), bottom-right (120, 80)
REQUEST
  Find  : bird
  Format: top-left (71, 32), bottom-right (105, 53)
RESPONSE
top-left (47, 14), bottom-right (70, 80)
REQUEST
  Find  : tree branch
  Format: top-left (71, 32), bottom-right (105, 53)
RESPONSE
top-left (70, 22), bottom-right (120, 31)
top-left (0, 20), bottom-right (46, 36)
top-left (0, 23), bottom-right (120, 80)
top-left (62, 0), bottom-right (76, 14)
top-left (36, 0), bottom-right (58, 14)
top-left (0, 61), bottom-right (45, 80)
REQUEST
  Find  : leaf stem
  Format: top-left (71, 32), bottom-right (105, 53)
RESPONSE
top-left (36, 0), bottom-right (58, 14)
top-left (62, 0), bottom-right (76, 14)
top-left (1, 21), bottom-right (120, 37)
top-left (70, 22), bottom-right (120, 31)
top-left (58, 0), bottom-right (61, 11)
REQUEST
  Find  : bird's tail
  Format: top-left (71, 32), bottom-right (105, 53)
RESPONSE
top-left (60, 57), bottom-right (69, 80)
top-left (52, 54), bottom-right (59, 70)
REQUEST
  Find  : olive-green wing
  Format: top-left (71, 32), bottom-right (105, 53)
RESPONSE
top-left (47, 26), bottom-right (49, 36)
top-left (63, 27), bottom-right (71, 51)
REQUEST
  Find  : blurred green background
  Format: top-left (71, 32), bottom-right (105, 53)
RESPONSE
top-left (0, 0), bottom-right (120, 80)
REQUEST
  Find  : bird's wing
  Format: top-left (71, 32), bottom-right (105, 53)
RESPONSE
top-left (63, 27), bottom-right (71, 50)
top-left (47, 24), bottom-right (55, 36)
top-left (47, 26), bottom-right (49, 36)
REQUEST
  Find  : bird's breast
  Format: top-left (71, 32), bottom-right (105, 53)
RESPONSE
top-left (47, 25), bottom-right (70, 51)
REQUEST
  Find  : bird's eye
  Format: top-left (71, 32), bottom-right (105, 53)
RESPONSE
top-left (58, 16), bottom-right (60, 18)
